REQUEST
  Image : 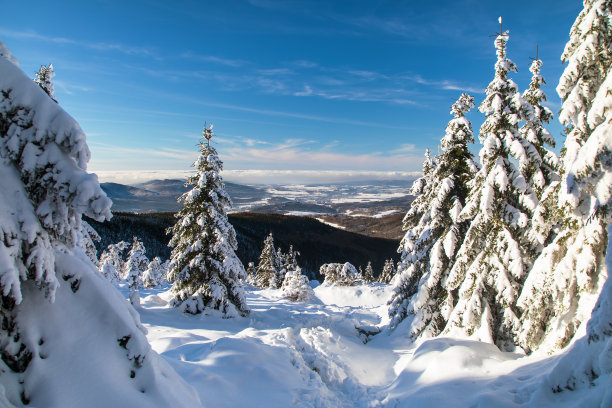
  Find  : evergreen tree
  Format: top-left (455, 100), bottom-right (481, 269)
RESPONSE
top-left (245, 261), bottom-right (256, 284)
top-left (143, 257), bottom-right (165, 288)
top-left (521, 56), bottom-right (561, 251)
top-left (281, 267), bottom-right (314, 302)
top-left (443, 28), bottom-right (536, 351)
top-left (124, 237), bottom-right (148, 305)
top-left (518, 0), bottom-right (611, 353)
top-left (282, 245), bottom-right (300, 272)
top-left (276, 247), bottom-right (288, 287)
top-left (364, 261), bottom-right (374, 283)
top-left (79, 220), bottom-right (101, 267)
top-left (320, 262), bottom-right (360, 286)
top-left (255, 233), bottom-right (282, 288)
top-left (395, 93), bottom-right (479, 339)
top-left (162, 259), bottom-right (173, 283)
top-left (388, 150), bottom-right (437, 328)
top-left (520, 57), bottom-right (559, 197)
top-left (34, 63), bottom-right (56, 102)
top-left (357, 265), bottom-right (364, 281)
top-left (168, 125), bottom-right (249, 316)
top-left (379, 259), bottom-right (396, 284)
top-left (99, 241), bottom-right (128, 283)
top-left (0, 50), bottom-right (112, 400)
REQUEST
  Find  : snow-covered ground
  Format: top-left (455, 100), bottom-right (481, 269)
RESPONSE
top-left (112, 283), bottom-right (608, 408)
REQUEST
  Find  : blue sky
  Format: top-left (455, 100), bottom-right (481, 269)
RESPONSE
top-left (2, 0), bottom-right (581, 184)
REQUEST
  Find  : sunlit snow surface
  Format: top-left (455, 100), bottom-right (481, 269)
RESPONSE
top-left (109, 283), bottom-right (610, 408)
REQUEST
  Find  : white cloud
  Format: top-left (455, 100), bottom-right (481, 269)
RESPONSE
top-left (222, 170), bottom-right (421, 185)
top-left (396, 144), bottom-right (417, 153)
top-left (90, 142), bottom-right (197, 161)
top-left (179, 51), bottom-right (246, 67)
top-left (0, 28), bottom-right (155, 56)
top-left (92, 169), bottom-right (421, 186)
top-left (92, 170), bottom-right (194, 185)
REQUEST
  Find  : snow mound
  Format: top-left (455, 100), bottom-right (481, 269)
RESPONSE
top-left (314, 283), bottom-right (392, 308)
top-left (10, 252), bottom-right (201, 407)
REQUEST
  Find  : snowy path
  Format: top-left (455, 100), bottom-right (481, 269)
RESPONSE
top-left (125, 284), bottom-right (604, 408)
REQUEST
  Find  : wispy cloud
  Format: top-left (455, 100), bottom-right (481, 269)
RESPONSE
top-left (90, 142), bottom-right (197, 161)
top-left (179, 51), bottom-right (246, 67)
top-left (53, 79), bottom-right (93, 96)
top-left (217, 137), bottom-right (424, 173)
top-left (406, 74), bottom-right (485, 94)
top-left (397, 144), bottom-right (417, 153)
top-left (0, 28), bottom-right (155, 56)
top-left (91, 168), bottom-right (422, 185)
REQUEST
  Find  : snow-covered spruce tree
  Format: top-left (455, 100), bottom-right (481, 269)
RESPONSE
top-left (0, 48), bottom-right (199, 407)
top-left (255, 232), bottom-right (282, 288)
top-left (34, 63), bottom-right (56, 103)
top-left (142, 257), bottom-right (165, 288)
top-left (442, 30), bottom-right (538, 351)
top-left (320, 262), bottom-right (360, 286)
top-left (245, 261), bottom-right (256, 285)
top-left (281, 267), bottom-right (314, 302)
top-left (79, 220), bottom-right (101, 267)
top-left (379, 259), bottom-right (396, 284)
top-left (123, 236), bottom-right (148, 305)
top-left (161, 259), bottom-right (171, 281)
top-left (388, 150), bottom-right (437, 328)
top-left (393, 93), bottom-right (479, 339)
top-left (99, 241), bottom-right (128, 283)
top-left (364, 261), bottom-right (374, 283)
top-left (520, 57), bottom-right (559, 199)
top-left (518, 0), bottom-right (611, 354)
top-left (281, 245), bottom-right (299, 272)
top-left (276, 247), bottom-right (288, 287)
top-left (520, 57), bottom-right (561, 251)
top-left (168, 126), bottom-right (249, 316)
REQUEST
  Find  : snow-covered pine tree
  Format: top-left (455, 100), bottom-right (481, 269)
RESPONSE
top-left (395, 93), bottom-right (479, 340)
top-left (245, 261), bottom-right (256, 284)
top-left (124, 236), bottom-right (148, 305)
top-left (98, 241), bottom-right (128, 283)
top-left (255, 233), bottom-right (282, 288)
top-left (168, 125), bottom-right (249, 316)
top-left (276, 247), bottom-right (288, 288)
top-left (281, 267), bottom-right (314, 302)
top-left (169, 125), bottom-right (249, 317)
top-left (442, 28), bottom-right (537, 351)
top-left (520, 56), bottom-right (559, 198)
top-left (161, 258), bottom-right (171, 280)
top-left (518, 0), bottom-right (611, 353)
top-left (0, 56), bottom-right (111, 400)
top-left (379, 259), bottom-right (396, 284)
top-left (364, 261), bottom-right (374, 283)
top-left (34, 63), bottom-right (56, 103)
top-left (142, 257), bottom-right (165, 288)
top-left (388, 150), bottom-right (437, 328)
top-left (282, 245), bottom-right (300, 272)
top-left (520, 55), bottom-right (561, 252)
top-left (79, 220), bottom-right (101, 266)
top-left (319, 262), bottom-right (360, 286)
top-left (0, 48), bottom-right (199, 408)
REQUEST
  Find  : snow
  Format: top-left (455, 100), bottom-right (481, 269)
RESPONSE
top-left (315, 217), bottom-right (346, 230)
top-left (55, 280), bottom-right (607, 408)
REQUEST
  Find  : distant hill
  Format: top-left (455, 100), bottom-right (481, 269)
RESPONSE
top-left (86, 212), bottom-right (400, 280)
top-left (100, 178), bottom-right (417, 213)
top-left (101, 179), bottom-right (272, 213)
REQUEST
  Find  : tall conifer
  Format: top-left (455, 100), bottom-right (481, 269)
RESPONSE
top-left (168, 124), bottom-right (249, 316)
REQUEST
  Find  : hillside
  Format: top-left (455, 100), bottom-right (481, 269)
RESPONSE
top-left (86, 212), bottom-right (400, 279)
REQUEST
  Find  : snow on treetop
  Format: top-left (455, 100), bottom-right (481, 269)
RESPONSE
top-left (0, 39), bottom-right (18, 66)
